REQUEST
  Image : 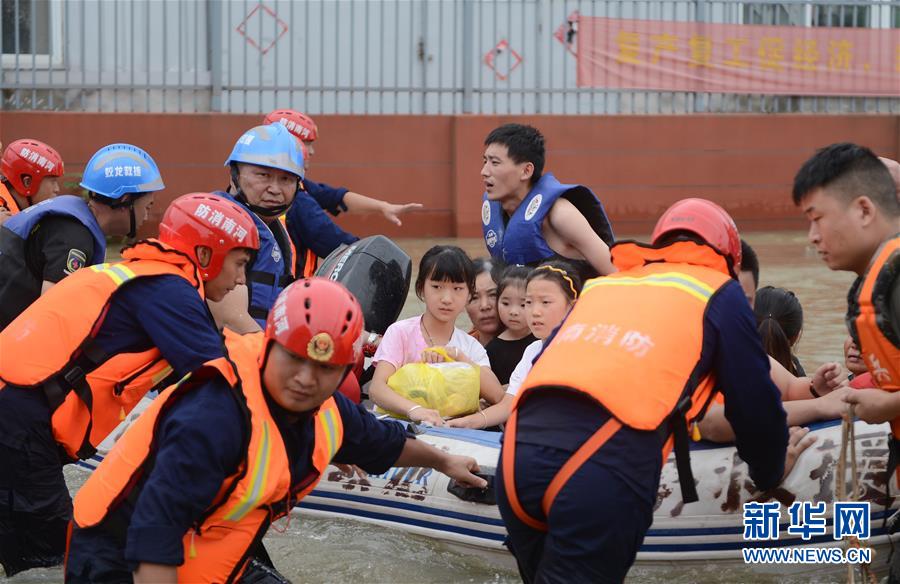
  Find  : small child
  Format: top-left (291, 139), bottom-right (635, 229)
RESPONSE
top-left (486, 266), bottom-right (536, 385)
top-left (369, 246), bottom-right (504, 426)
top-left (449, 260), bottom-right (582, 429)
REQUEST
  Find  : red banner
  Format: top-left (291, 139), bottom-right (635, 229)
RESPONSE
top-left (577, 17), bottom-right (900, 97)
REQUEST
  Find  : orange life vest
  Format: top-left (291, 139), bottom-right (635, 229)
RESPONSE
top-left (847, 235), bottom-right (900, 437)
top-left (503, 240), bottom-right (733, 530)
top-left (0, 240), bottom-right (206, 460)
top-left (277, 213), bottom-right (316, 278)
top-left (74, 331), bottom-right (345, 584)
top-left (0, 182), bottom-right (21, 215)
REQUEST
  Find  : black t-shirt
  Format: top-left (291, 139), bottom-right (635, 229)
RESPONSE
top-left (0, 216), bottom-right (97, 330)
top-left (26, 215), bottom-right (96, 283)
top-left (486, 334), bottom-right (537, 385)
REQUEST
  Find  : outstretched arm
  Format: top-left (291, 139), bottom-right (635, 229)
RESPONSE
top-left (342, 192), bottom-right (423, 227)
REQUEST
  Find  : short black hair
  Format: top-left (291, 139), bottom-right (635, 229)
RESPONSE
top-left (496, 264), bottom-right (532, 298)
top-left (415, 245), bottom-right (476, 300)
top-left (792, 143), bottom-right (899, 217)
top-left (740, 239), bottom-right (759, 289)
top-left (484, 124), bottom-right (545, 185)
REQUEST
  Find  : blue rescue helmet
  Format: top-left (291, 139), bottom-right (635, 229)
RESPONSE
top-left (224, 123), bottom-right (305, 180)
top-left (80, 143), bottom-right (164, 201)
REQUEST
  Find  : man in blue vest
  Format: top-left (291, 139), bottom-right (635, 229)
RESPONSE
top-left (480, 124), bottom-right (616, 279)
top-left (0, 143), bottom-right (164, 330)
top-left (263, 109), bottom-right (422, 274)
top-left (208, 123), bottom-right (307, 333)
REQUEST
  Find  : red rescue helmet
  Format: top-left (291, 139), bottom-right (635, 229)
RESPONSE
top-left (158, 193), bottom-right (260, 281)
top-left (651, 197), bottom-right (742, 272)
top-left (263, 109), bottom-right (319, 142)
top-left (0, 139), bottom-right (65, 197)
top-left (265, 278), bottom-right (364, 367)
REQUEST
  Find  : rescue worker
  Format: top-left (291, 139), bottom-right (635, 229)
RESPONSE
top-left (208, 123), bottom-right (306, 332)
top-left (65, 278), bottom-right (487, 583)
top-left (790, 144), bottom-right (899, 437)
top-left (263, 109), bottom-right (422, 276)
top-left (0, 138), bottom-right (65, 225)
top-left (0, 143), bottom-right (164, 330)
top-left (0, 193), bottom-right (259, 576)
top-left (480, 123), bottom-right (617, 280)
top-left (497, 198), bottom-right (814, 583)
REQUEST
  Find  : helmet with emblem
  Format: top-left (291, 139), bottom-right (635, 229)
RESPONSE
top-left (651, 197), bottom-right (742, 273)
top-left (158, 192), bottom-right (260, 281)
top-left (1, 139), bottom-right (65, 198)
top-left (265, 278), bottom-right (364, 367)
top-left (262, 109), bottom-right (319, 143)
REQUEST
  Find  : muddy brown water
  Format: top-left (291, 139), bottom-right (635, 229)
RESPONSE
top-left (13, 232), bottom-right (866, 583)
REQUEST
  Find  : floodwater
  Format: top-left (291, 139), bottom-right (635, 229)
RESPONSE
top-left (11, 232), bottom-right (865, 584)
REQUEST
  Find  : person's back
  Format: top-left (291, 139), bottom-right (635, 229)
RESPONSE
top-left (497, 198), bottom-right (805, 583)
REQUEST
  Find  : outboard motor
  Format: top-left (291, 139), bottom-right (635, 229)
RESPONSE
top-left (315, 235), bottom-right (412, 336)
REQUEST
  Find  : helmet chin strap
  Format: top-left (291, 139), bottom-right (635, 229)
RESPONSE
top-left (230, 164), bottom-right (295, 218)
top-left (127, 201), bottom-right (137, 239)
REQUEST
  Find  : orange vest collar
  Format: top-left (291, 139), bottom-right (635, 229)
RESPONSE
top-left (611, 240), bottom-right (733, 278)
top-left (122, 239), bottom-right (205, 293)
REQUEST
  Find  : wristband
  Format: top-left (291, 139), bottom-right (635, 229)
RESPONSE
top-left (407, 405), bottom-right (423, 418)
top-left (479, 410), bottom-right (488, 429)
top-left (810, 379), bottom-right (821, 399)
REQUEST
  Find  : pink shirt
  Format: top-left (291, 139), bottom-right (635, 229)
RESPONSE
top-left (373, 316), bottom-right (491, 370)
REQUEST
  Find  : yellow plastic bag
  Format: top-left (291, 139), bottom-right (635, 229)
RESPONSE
top-left (378, 348), bottom-right (480, 418)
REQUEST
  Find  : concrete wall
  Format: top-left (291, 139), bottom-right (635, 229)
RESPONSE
top-left (1, 112), bottom-right (897, 239)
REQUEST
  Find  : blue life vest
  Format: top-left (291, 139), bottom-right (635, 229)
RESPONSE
top-left (5, 195), bottom-right (107, 264)
top-left (215, 191), bottom-right (294, 328)
top-left (481, 173), bottom-right (614, 266)
top-left (0, 195), bottom-right (108, 330)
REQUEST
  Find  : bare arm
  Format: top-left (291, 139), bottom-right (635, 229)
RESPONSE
top-left (699, 388), bottom-right (851, 444)
top-left (478, 366), bottom-right (504, 404)
top-left (546, 198), bottom-right (616, 276)
top-left (134, 563), bottom-right (177, 584)
top-left (770, 357), bottom-right (845, 401)
top-left (448, 393), bottom-right (514, 429)
top-left (342, 192), bottom-right (423, 226)
top-left (206, 285), bottom-right (261, 334)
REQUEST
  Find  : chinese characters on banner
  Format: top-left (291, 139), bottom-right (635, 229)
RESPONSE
top-left (577, 17), bottom-right (900, 97)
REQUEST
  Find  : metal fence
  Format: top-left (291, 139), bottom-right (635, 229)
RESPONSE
top-left (2, 0), bottom-right (898, 114)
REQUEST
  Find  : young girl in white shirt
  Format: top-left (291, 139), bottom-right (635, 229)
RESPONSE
top-left (448, 260), bottom-right (582, 429)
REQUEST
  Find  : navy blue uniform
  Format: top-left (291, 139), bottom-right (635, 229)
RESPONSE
top-left (0, 276), bottom-right (224, 577)
top-left (66, 381), bottom-right (408, 581)
top-left (497, 280), bottom-right (788, 583)
top-left (305, 179), bottom-right (348, 217)
top-left (285, 188), bottom-right (358, 260)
